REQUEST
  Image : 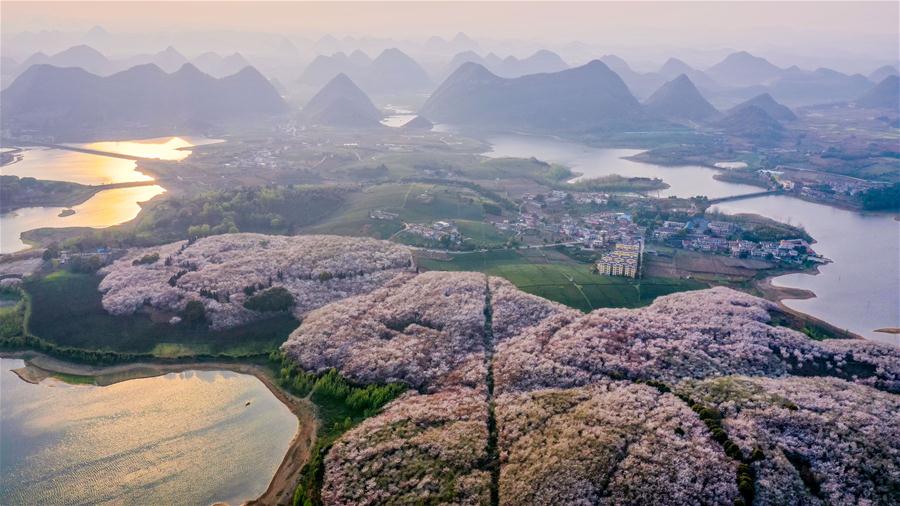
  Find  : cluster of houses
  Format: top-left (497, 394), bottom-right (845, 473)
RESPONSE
top-left (596, 241), bottom-right (643, 278)
top-left (653, 218), bottom-right (824, 264)
top-left (369, 209), bottom-right (399, 221)
top-left (405, 221), bottom-right (460, 244)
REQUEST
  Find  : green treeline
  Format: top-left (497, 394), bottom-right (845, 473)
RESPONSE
top-left (857, 183), bottom-right (900, 211)
top-left (60, 184), bottom-right (354, 250)
top-left (268, 351), bottom-right (405, 506)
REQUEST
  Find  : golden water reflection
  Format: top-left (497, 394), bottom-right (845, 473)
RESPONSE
top-left (1, 359), bottom-right (299, 506)
top-left (2, 148), bottom-right (150, 185)
top-left (2, 136), bottom-right (221, 185)
top-left (1, 185), bottom-right (165, 254)
top-left (76, 135), bottom-right (222, 162)
top-left (0, 136), bottom-right (222, 253)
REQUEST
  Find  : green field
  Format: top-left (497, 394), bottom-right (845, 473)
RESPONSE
top-left (305, 183), bottom-right (505, 241)
top-left (417, 249), bottom-right (707, 312)
top-left (21, 271), bottom-right (297, 357)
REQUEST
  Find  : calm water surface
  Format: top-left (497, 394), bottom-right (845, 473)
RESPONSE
top-left (486, 134), bottom-right (899, 345)
top-left (712, 196), bottom-right (900, 345)
top-left (0, 358), bottom-right (298, 505)
top-left (1, 136), bottom-right (220, 254)
top-left (486, 134), bottom-right (761, 199)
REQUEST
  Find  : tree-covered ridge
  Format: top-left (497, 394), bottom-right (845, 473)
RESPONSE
top-left (280, 274), bottom-right (900, 505)
top-left (59, 185), bottom-right (355, 250)
top-left (494, 286), bottom-right (900, 394)
top-left (99, 233), bottom-right (413, 329)
top-left (857, 182), bottom-right (900, 210)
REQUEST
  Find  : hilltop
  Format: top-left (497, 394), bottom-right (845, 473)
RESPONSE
top-left (0, 63), bottom-right (286, 140)
top-left (279, 271), bottom-right (900, 505)
top-left (299, 48), bottom-right (432, 95)
top-left (301, 73), bottom-right (383, 127)
top-left (421, 60), bottom-right (649, 133)
top-left (856, 75), bottom-right (900, 109)
top-left (644, 74), bottom-right (719, 122)
top-left (728, 93), bottom-right (797, 121)
top-left (716, 104), bottom-right (785, 143)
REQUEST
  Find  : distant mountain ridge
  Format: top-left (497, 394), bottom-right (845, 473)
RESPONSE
top-left (727, 93), bottom-right (797, 121)
top-left (856, 75), bottom-right (900, 109)
top-left (1, 63), bottom-right (287, 140)
top-left (301, 73), bottom-right (383, 127)
top-left (421, 60), bottom-right (651, 133)
top-left (706, 51), bottom-right (785, 87)
top-left (643, 74), bottom-right (718, 122)
top-left (716, 104), bottom-right (784, 144)
top-left (298, 48), bottom-right (432, 95)
top-left (442, 49), bottom-right (568, 80)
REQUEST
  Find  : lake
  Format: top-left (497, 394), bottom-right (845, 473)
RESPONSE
top-left (486, 134), bottom-right (761, 199)
top-left (712, 196), bottom-right (900, 345)
top-left (0, 358), bottom-right (298, 505)
top-left (1, 136), bottom-right (220, 254)
top-left (486, 134), bottom-right (899, 345)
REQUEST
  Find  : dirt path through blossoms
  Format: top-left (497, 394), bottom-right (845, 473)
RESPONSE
top-left (2, 351), bottom-right (318, 506)
top-left (482, 278), bottom-right (501, 506)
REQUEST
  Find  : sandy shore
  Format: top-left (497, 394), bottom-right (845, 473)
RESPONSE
top-left (754, 274), bottom-right (816, 302)
top-left (751, 276), bottom-right (864, 341)
top-left (2, 351), bottom-right (318, 506)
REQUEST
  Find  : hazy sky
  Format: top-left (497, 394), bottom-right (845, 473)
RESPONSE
top-left (3, 1), bottom-right (898, 65)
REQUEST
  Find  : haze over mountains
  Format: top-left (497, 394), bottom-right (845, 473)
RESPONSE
top-left (301, 73), bottom-right (383, 127)
top-left (2, 31), bottom-right (898, 143)
top-left (2, 33), bottom-right (896, 111)
top-left (3, 44), bottom-right (259, 82)
top-left (856, 75), bottom-right (900, 109)
top-left (298, 48), bottom-right (432, 95)
top-left (727, 93), bottom-right (797, 122)
top-left (421, 60), bottom-right (648, 133)
top-left (442, 49), bottom-right (569, 79)
top-left (1, 63), bottom-right (287, 139)
top-left (643, 74), bottom-right (719, 122)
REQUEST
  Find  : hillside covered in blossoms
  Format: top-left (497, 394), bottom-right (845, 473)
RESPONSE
top-left (59, 233), bottom-right (900, 504)
top-left (99, 233), bottom-right (413, 329)
top-left (280, 269), bottom-right (900, 505)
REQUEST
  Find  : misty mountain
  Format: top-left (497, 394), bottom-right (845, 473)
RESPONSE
top-left (499, 50), bottom-right (569, 77)
top-left (192, 52), bottom-right (253, 78)
top-left (348, 49), bottom-right (372, 68)
top-left (727, 93), bottom-right (797, 121)
top-left (855, 75), bottom-right (900, 109)
top-left (442, 50), bottom-right (568, 79)
top-left (706, 51), bottom-right (784, 87)
top-left (764, 67), bottom-right (874, 106)
top-left (643, 74), bottom-right (718, 122)
top-left (868, 65), bottom-right (899, 83)
top-left (298, 48), bottom-right (431, 95)
top-left (365, 48), bottom-right (432, 93)
top-left (301, 73), bottom-right (383, 127)
top-left (14, 45), bottom-right (114, 76)
top-left (299, 52), bottom-right (360, 87)
top-left (598, 54), bottom-right (666, 98)
top-left (421, 60), bottom-right (649, 133)
top-left (1, 63), bottom-right (287, 140)
top-left (148, 46), bottom-right (190, 73)
top-left (657, 57), bottom-right (720, 91)
top-left (716, 104), bottom-right (784, 143)
top-left (423, 32), bottom-right (479, 53)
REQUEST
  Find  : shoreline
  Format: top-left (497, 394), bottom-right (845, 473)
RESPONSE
top-left (1, 351), bottom-right (317, 506)
top-left (751, 274), bottom-right (866, 341)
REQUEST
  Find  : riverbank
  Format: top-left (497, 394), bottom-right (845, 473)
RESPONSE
top-left (751, 274), bottom-right (865, 341)
top-left (2, 350), bottom-right (318, 506)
